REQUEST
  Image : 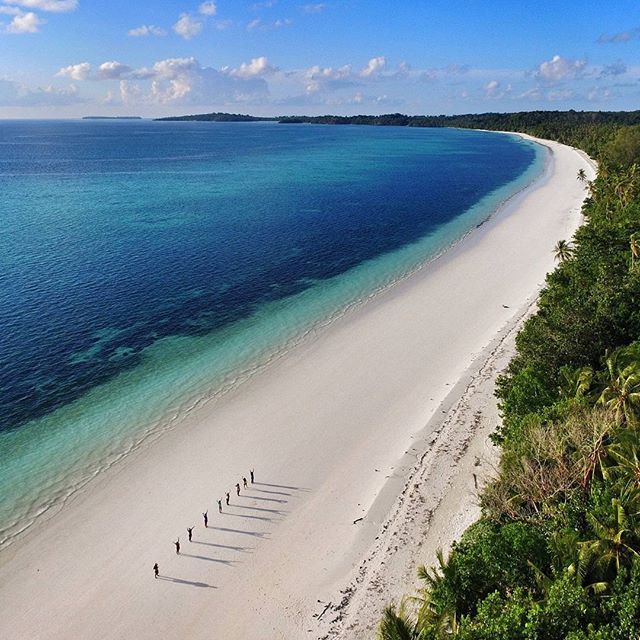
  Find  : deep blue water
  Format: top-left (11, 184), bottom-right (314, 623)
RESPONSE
top-left (0, 120), bottom-right (540, 543)
top-left (0, 121), bottom-right (535, 433)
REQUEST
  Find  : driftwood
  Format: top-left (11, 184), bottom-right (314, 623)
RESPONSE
top-left (318, 602), bottom-right (332, 620)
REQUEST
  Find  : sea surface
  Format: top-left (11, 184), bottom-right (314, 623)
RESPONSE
top-left (0, 120), bottom-right (543, 546)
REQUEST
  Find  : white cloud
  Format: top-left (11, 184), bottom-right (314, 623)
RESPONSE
top-left (417, 63), bottom-right (470, 82)
top-left (56, 62), bottom-right (90, 80)
top-left (306, 64), bottom-right (352, 81)
top-left (303, 3), bottom-right (325, 13)
top-left (198, 1), bottom-right (216, 16)
top-left (3, 0), bottom-right (76, 11)
top-left (6, 10), bottom-right (44, 32)
top-left (518, 87), bottom-right (542, 100)
top-left (304, 63), bottom-right (354, 93)
top-left (0, 78), bottom-right (82, 106)
top-left (247, 17), bottom-right (291, 30)
top-left (141, 57), bottom-right (199, 80)
top-left (128, 24), bottom-right (166, 37)
top-left (536, 54), bottom-right (586, 83)
top-left (173, 13), bottom-right (202, 39)
top-left (484, 79), bottom-right (512, 99)
top-left (598, 28), bottom-right (640, 44)
top-left (484, 79), bottom-right (499, 96)
top-left (233, 56), bottom-right (278, 78)
top-left (0, 6), bottom-right (21, 14)
top-left (122, 57), bottom-right (270, 106)
top-left (98, 61), bottom-right (131, 80)
top-left (119, 79), bottom-right (142, 105)
top-left (588, 87), bottom-right (613, 101)
top-left (359, 56), bottom-right (386, 78)
top-left (547, 88), bottom-right (575, 101)
top-left (394, 61), bottom-right (411, 78)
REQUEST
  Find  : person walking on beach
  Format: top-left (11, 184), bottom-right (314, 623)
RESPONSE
top-left (203, 511), bottom-right (208, 527)
top-left (235, 482), bottom-right (241, 496)
top-left (174, 538), bottom-right (180, 554)
top-left (225, 492), bottom-right (230, 506)
top-left (243, 476), bottom-right (248, 489)
top-left (153, 563), bottom-right (159, 579)
top-left (187, 526), bottom-right (194, 542)
top-left (250, 469), bottom-right (254, 484)
top-left (218, 499), bottom-right (222, 513)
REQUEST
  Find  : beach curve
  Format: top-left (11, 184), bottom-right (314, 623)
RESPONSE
top-left (0, 135), bottom-right (595, 640)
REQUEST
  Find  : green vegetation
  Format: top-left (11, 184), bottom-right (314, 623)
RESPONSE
top-left (154, 111), bottom-right (277, 122)
top-left (159, 110), bottom-right (640, 166)
top-left (376, 115), bottom-right (640, 639)
top-left (279, 111), bottom-right (640, 158)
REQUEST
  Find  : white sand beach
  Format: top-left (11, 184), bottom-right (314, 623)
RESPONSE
top-left (0, 135), bottom-right (595, 640)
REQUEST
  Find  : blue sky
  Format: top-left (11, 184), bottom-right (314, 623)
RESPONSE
top-left (0, 0), bottom-right (638, 117)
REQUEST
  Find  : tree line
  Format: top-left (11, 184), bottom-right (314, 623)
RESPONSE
top-left (377, 117), bottom-right (640, 639)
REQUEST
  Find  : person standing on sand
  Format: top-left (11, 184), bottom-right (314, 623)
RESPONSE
top-left (203, 511), bottom-right (208, 527)
top-left (174, 539), bottom-right (180, 554)
top-left (218, 499), bottom-right (222, 513)
top-left (243, 477), bottom-right (248, 489)
top-left (235, 483), bottom-right (241, 496)
top-left (187, 526), bottom-right (194, 542)
top-left (225, 492), bottom-right (230, 506)
top-left (250, 469), bottom-right (254, 484)
top-left (153, 563), bottom-right (159, 579)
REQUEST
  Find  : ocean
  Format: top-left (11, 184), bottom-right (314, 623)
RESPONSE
top-left (0, 120), bottom-right (543, 546)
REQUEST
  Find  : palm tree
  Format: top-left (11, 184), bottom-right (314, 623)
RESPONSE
top-left (579, 498), bottom-right (640, 581)
top-left (630, 233), bottom-right (640, 271)
top-left (546, 530), bottom-right (609, 595)
top-left (416, 554), bottom-right (459, 636)
top-left (606, 429), bottom-right (640, 500)
top-left (377, 549), bottom-right (458, 640)
top-left (577, 168), bottom-right (587, 183)
top-left (378, 603), bottom-right (421, 640)
top-left (597, 348), bottom-right (640, 426)
top-left (554, 239), bottom-right (573, 263)
top-left (559, 365), bottom-right (593, 401)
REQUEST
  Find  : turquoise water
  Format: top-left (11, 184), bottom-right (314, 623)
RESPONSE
top-left (0, 121), bottom-right (543, 545)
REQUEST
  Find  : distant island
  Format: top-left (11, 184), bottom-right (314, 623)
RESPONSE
top-left (155, 112), bottom-right (277, 122)
top-left (83, 116), bottom-right (143, 120)
top-left (154, 110), bottom-right (640, 139)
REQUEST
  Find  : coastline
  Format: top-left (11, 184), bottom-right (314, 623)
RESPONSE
top-left (0, 136), bottom-right (595, 640)
top-left (0, 129), bottom-right (543, 551)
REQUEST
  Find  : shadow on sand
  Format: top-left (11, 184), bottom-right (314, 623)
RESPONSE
top-left (240, 494), bottom-right (287, 504)
top-left (192, 540), bottom-right (252, 552)
top-left (223, 512), bottom-right (273, 522)
top-left (233, 504), bottom-right (285, 514)
top-left (211, 526), bottom-right (270, 538)
top-left (158, 575), bottom-right (216, 588)
top-left (254, 482), bottom-right (310, 491)
top-left (254, 488), bottom-right (291, 496)
top-left (181, 552), bottom-right (236, 565)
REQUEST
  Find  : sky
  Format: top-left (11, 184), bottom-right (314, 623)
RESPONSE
top-left (0, 0), bottom-right (639, 118)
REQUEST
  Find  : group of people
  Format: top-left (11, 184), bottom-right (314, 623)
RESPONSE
top-left (154, 469), bottom-right (255, 578)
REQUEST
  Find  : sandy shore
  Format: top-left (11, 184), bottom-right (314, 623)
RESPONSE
top-left (0, 135), bottom-right (594, 640)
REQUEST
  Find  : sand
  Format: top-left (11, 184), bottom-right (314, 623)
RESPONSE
top-left (0, 135), bottom-right (595, 640)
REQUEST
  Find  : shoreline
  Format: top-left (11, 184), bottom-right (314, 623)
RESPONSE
top-left (0, 136), bottom-right (595, 640)
top-left (319, 132), bottom-right (597, 637)
top-left (0, 130), bottom-right (544, 551)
